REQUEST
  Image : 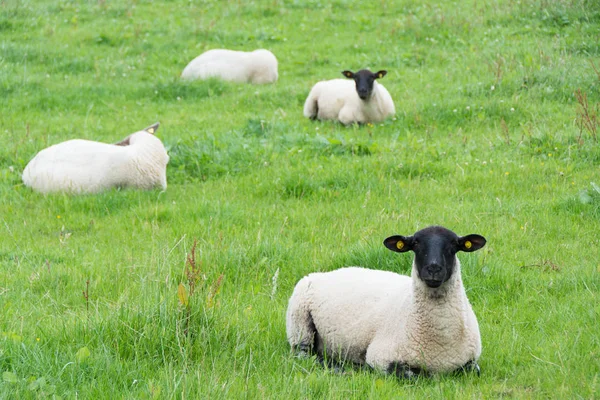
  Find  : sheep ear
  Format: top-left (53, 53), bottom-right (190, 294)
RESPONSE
top-left (374, 70), bottom-right (387, 79)
top-left (144, 122), bottom-right (160, 135)
top-left (384, 235), bottom-right (413, 253)
top-left (458, 234), bottom-right (486, 252)
top-left (115, 136), bottom-right (131, 146)
top-left (342, 70), bottom-right (354, 79)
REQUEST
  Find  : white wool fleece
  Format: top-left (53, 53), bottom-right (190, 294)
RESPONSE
top-left (303, 79), bottom-right (395, 124)
top-left (286, 261), bottom-right (481, 374)
top-left (181, 49), bottom-right (278, 84)
top-left (22, 129), bottom-right (169, 194)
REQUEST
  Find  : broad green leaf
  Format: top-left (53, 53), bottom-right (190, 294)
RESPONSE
top-left (75, 346), bottom-right (91, 363)
top-left (177, 283), bottom-right (189, 307)
top-left (2, 371), bottom-right (18, 383)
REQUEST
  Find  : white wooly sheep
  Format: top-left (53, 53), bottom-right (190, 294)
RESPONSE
top-left (181, 49), bottom-right (278, 84)
top-left (22, 123), bottom-right (169, 194)
top-left (286, 226), bottom-right (487, 378)
top-left (303, 69), bottom-right (395, 125)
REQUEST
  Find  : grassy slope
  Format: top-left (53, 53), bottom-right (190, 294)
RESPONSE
top-left (1, 0), bottom-right (599, 398)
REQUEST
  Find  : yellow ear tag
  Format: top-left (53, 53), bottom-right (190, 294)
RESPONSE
top-left (396, 241), bottom-right (404, 250)
top-left (465, 241), bottom-right (472, 249)
top-left (378, 73), bottom-right (383, 78)
top-left (147, 128), bottom-right (155, 134)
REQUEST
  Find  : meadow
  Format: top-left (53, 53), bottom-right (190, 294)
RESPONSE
top-left (1, 0), bottom-right (599, 398)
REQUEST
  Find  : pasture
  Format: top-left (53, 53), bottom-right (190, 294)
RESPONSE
top-left (1, 0), bottom-right (599, 398)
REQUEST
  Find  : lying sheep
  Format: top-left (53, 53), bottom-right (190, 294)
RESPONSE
top-left (181, 49), bottom-right (278, 84)
top-left (286, 226), bottom-right (486, 378)
top-left (22, 123), bottom-right (169, 194)
top-left (303, 69), bottom-right (395, 124)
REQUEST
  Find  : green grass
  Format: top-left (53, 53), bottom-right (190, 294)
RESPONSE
top-left (1, 0), bottom-right (600, 398)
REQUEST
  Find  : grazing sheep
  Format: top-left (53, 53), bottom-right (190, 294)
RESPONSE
top-left (22, 123), bottom-right (169, 194)
top-left (303, 69), bottom-right (395, 124)
top-left (181, 49), bottom-right (278, 84)
top-left (286, 226), bottom-right (486, 378)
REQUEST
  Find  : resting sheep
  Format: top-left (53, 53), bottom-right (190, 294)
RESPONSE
top-left (286, 226), bottom-right (486, 378)
top-left (303, 69), bottom-right (395, 125)
top-left (181, 49), bottom-right (278, 84)
top-left (22, 123), bottom-right (169, 194)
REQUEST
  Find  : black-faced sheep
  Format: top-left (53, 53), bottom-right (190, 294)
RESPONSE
top-left (303, 69), bottom-right (395, 124)
top-left (286, 226), bottom-right (486, 378)
top-left (22, 123), bottom-right (169, 194)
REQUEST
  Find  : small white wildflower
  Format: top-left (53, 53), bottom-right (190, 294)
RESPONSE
top-left (490, 85), bottom-right (495, 91)
top-left (466, 106), bottom-right (470, 110)
top-left (510, 107), bottom-right (515, 112)
top-left (453, 109), bottom-right (457, 113)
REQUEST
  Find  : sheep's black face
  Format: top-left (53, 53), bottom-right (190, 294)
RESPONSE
top-left (383, 226), bottom-right (486, 289)
top-left (342, 69), bottom-right (387, 101)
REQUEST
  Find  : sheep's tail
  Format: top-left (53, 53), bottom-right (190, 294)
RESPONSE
top-left (286, 277), bottom-right (316, 354)
top-left (303, 88), bottom-right (319, 120)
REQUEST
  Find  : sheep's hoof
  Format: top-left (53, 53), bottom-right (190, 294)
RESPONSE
top-left (457, 360), bottom-right (480, 376)
top-left (387, 362), bottom-right (424, 380)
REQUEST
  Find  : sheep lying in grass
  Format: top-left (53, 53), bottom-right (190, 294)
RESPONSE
top-left (286, 226), bottom-right (486, 378)
top-left (303, 69), bottom-right (395, 124)
top-left (22, 123), bottom-right (169, 194)
top-left (181, 49), bottom-right (278, 84)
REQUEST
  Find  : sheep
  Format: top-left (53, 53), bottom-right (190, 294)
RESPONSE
top-left (303, 69), bottom-right (395, 125)
top-left (22, 123), bottom-right (169, 194)
top-left (286, 225), bottom-right (486, 378)
top-left (181, 49), bottom-right (278, 84)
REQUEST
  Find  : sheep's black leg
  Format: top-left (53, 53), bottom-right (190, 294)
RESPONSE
top-left (387, 362), bottom-right (425, 380)
top-left (293, 343), bottom-right (312, 357)
top-left (454, 360), bottom-right (481, 376)
top-left (316, 353), bottom-right (347, 374)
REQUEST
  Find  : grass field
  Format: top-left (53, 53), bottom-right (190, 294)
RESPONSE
top-left (1, 0), bottom-right (600, 398)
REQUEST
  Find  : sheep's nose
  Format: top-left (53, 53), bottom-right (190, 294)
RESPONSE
top-left (426, 264), bottom-right (442, 274)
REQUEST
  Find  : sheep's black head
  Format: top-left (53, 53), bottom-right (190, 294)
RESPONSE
top-left (383, 226), bottom-right (486, 289)
top-left (342, 69), bottom-right (387, 100)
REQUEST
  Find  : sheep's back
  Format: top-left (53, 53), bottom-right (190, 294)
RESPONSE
top-left (308, 79), bottom-right (358, 120)
top-left (306, 267), bottom-right (411, 362)
top-left (22, 140), bottom-right (127, 193)
top-left (181, 49), bottom-right (277, 83)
